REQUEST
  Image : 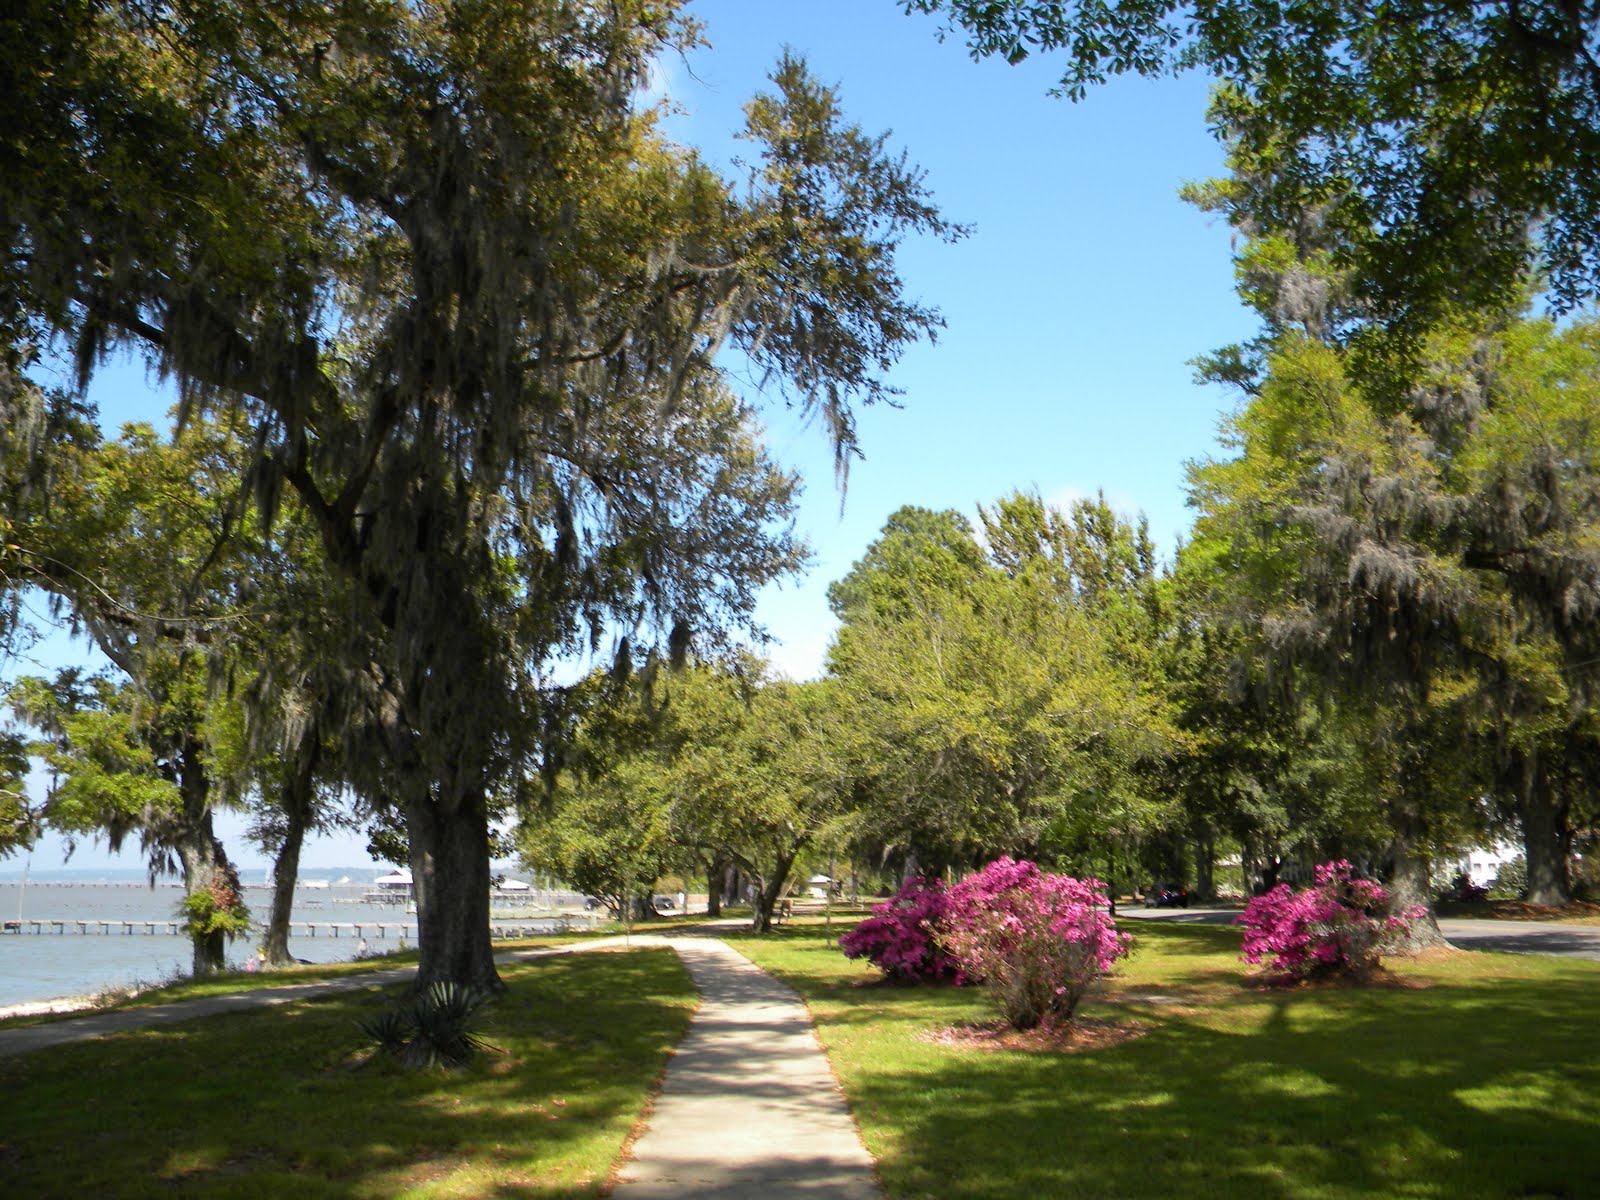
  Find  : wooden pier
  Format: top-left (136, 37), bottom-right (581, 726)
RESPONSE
top-left (0, 916), bottom-right (601, 939)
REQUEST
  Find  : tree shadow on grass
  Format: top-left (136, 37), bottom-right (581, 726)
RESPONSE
top-left (826, 959), bottom-right (1600, 1200)
top-left (0, 949), bottom-right (698, 1198)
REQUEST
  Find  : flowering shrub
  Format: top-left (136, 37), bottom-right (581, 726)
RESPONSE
top-left (1236, 860), bottom-right (1423, 981)
top-left (941, 858), bottom-right (1131, 1030)
top-left (839, 876), bottom-right (957, 981)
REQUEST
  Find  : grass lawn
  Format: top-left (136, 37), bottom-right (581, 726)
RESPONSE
top-left (0, 930), bottom-right (639, 1029)
top-left (730, 922), bottom-right (1600, 1200)
top-left (1435, 898), bottom-right (1600, 924)
top-left (0, 945), bottom-right (695, 1198)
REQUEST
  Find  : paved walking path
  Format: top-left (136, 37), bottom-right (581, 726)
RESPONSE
top-left (0, 932), bottom-right (883, 1198)
top-left (610, 936), bottom-right (881, 1199)
top-left (0, 965), bottom-right (421, 1060)
top-left (0, 941), bottom-right (600, 1059)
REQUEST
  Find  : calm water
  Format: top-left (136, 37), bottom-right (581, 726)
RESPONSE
top-left (0, 881), bottom-right (579, 1007)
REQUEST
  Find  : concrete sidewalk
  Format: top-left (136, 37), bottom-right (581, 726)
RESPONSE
top-left (0, 965), bottom-right (421, 1059)
top-left (612, 936), bottom-right (881, 1200)
top-left (0, 939), bottom-right (607, 1060)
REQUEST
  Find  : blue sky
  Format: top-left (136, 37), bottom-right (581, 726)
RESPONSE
top-left (665, 1), bottom-right (1257, 678)
top-left (7, 0), bottom-right (1259, 874)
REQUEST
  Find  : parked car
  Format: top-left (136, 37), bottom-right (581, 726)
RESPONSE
top-left (1149, 882), bottom-right (1190, 909)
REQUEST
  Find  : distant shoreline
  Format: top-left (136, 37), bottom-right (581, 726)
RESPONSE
top-left (0, 994), bottom-right (100, 1021)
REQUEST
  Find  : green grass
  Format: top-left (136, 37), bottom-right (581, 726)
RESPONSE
top-left (0, 946), bottom-right (696, 1198)
top-left (1434, 898), bottom-right (1600, 924)
top-left (730, 923), bottom-right (1600, 1200)
top-left (0, 931), bottom-right (648, 1029)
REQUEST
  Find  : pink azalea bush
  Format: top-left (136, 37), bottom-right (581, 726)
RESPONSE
top-left (1236, 859), bottom-right (1424, 981)
top-left (940, 857), bottom-right (1131, 1030)
top-left (839, 876), bottom-right (959, 981)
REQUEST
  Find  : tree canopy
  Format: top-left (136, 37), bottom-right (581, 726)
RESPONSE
top-left (908, 0), bottom-right (1600, 324)
top-left (3, 1), bottom-right (963, 988)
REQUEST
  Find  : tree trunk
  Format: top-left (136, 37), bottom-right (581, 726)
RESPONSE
top-left (173, 739), bottom-right (240, 976)
top-left (176, 815), bottom-right (238, 976)
top-left (901, 846), bottom-right (921, 885)
top-left (1193, 829), bottom-right (1216, 901)
top-left (264, 745), bottom-right (318, 967)
top-left (750, 848), bottom-right (800, 934)
top-left (1385, 803), bottom-right (1449, 951)
top-left (1260, 853), bottom-right (1282, 893)
top-left (263, 809), bottom-right (307, 967)
top-left (706, 850), bottom-right (728, 918)
top-left (408, 788), bottom-right (504, 994)
top-left (1518, 752), bottom-right (1572, 906)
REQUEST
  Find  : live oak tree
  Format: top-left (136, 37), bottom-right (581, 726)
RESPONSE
top-left (0, 374), bottom-right (375, 968)
top-left (518, 669), bottom-right (679, 919)
top-left (0, 398), bottom-right (263, 973)
top-left (1187, 221), bottom-right (1600, 918)
top-left (524, 660), bottom-right (859, 934)
top-left (976, 491), bottom-right (1173, 888)
top-left (662, 666), bottom-right (861, 934)
top-left (4, 2), bottom-right (961, 990)
top-left (234, 503), bottom-right (384, 966)
top-left (8, 670), bottom-right (254, 973)
top-left (904, 2), bottom-right (1600, 826)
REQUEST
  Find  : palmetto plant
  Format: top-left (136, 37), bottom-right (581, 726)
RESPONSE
top-left (360, 982), bottom-right (499, 1069)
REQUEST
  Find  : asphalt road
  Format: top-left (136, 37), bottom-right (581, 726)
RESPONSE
top-left (1119, 905), bottom-right (1600, 961)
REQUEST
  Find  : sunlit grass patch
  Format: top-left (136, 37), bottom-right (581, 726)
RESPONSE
top-left (737, 921), bottom-right (1600, 1200)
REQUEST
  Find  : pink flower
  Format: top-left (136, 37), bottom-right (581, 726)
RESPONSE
top-left (1236, 861), bottom-right (1419, 980)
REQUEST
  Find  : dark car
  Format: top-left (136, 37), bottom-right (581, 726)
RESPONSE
top-left (1149, 882), bottom-right (1190, 909)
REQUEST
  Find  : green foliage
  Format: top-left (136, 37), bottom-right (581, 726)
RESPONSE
top-left (1180, 164), bottom-right (1600, 905)
top-left (526, 658), bottom-right (862, 932)
top-left (0, 727), bottom-right (27, 854)
top-left (4, 0), bottom-right (963, 988)
top-left (7, 672), bottom-right (183, 844)
top-left (179, 880), bottom-right (252, 941)
top-left (1488, 856), bottom-right (1529, 901)
top-left (360, 982), bottom-right (499, 1071)
top-left (520, 761), bottom-right (674, 917)
top-left (827, 494), bottom-right (1173, 873)
top-left (910, 0), bottom-right (1600, 321)
top-left (659, 663), bottom-right (860, 931)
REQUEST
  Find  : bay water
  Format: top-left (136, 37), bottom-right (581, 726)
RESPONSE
top-left (0, 879), bottom-right (581, 1008)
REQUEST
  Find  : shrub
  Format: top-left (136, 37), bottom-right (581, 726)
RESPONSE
top-left (360, 981), bottom-right (498, 1069)
top-left (839, 876), bottom-right (957, 981)
top-left (1236, 860), bottom-right (1421, 981)
top-left (841, 859), bottom-right (1131, 1029)
top-left (940, 858), bottom-right (1130, 1030)
top-left (1488, 855), bottom-right (1528, 900)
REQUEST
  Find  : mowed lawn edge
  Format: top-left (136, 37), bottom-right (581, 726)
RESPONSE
top-left (730, 922), bottom-right (1600, 1200)
top-left (0, 945), bottom-right (696, 1198)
